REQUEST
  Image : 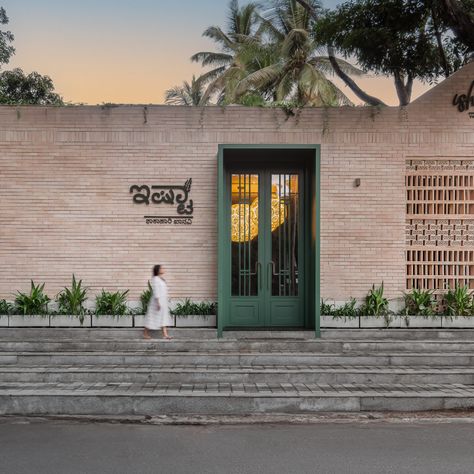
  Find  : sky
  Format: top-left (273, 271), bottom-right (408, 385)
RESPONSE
top-left (1, 0), bottom-right (432, 105)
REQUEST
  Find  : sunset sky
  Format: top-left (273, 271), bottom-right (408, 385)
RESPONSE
top-left (2, 0), bottom-right (432, 105)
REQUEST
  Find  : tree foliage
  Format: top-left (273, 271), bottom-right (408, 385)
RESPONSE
top-left (0, 7), bottom-right (63, 105)
top-left (437, 0), bottom-right (474, 51)
top-left (191, 0), bottom-right (363, 107)
top-left (0, 68), bottom-right (64, 105)
top-left (313, 0), bottom-right (473, 105)
top-left (165, 75), bottom-right (210, 105)
top-left (0, 7), bottom-right (14, 66)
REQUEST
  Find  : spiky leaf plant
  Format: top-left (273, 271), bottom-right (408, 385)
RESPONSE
top-left (14, 281), bottom-right (50, 316)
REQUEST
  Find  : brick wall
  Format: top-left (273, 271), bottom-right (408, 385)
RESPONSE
top-left (0, 62), bottom-right (473, 303)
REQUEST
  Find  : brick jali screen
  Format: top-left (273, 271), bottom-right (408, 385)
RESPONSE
top-left (406, 158), bottom-right (474, 294)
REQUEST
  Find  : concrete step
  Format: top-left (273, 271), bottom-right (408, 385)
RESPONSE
top-left (2, 365), bottom-right (474, 385)
top-left (1, 381), bottom-right (473, 415)
top-left (3, 339), bottom-right (474, 353)
top-left (2, 351), bottom-right (474, 366)
top-left (3, 328), bottom-right (474, 341)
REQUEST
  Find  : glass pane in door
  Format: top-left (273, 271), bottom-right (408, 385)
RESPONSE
top-left (231, 174), bottom-right (259, 296)
top-left (271, 174), bottom-right (299, 296)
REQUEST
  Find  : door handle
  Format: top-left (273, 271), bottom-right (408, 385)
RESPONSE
top-left (257, 262), bottom-right (262, 291)
top-left (267, 261), bottom-right (274, 291)
top-left (267, 261), bottom-right (277, 291)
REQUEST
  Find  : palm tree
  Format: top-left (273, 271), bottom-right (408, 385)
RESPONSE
top-left (234, 0), bottom-right (362, 106)
top-left (164, 76), bottom-right (209, 106)
top-left (190, 0), bottom-right (261, 104)
top-left (192, 0), bottom-right (363, 106)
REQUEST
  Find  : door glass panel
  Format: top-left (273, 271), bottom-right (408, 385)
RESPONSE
top-left (271, 174), bottom-right (299, 296)
top-left (231, 174), bottom-right (259, 296)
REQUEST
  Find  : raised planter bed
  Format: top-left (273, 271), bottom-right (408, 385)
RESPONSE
top-left (442, 316), bottom-right (474, 329)
top-left (175, 315), bottom-right (216, 328)
top-left (8, 315), bottom-right (50, 327)
top-left (3, 314), bottom-right (474, 329)
top-left (91, 315), bottom-right (134, 328)
top-left (402, 316), bottom-right (442, 328)
top-left (360, 315), bottom-right (401, 328)
top-left (50, 314), bottom-right (92, 327)
top-left (133, 315), bottom-right (147, 328)
top-left (320, 315), bottom-right (359, 328)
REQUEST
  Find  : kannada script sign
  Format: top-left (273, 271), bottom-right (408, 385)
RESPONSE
top-left (130, 178), bottom-right (194, 225)
top-left (452, 80), bottom-right (474, 118)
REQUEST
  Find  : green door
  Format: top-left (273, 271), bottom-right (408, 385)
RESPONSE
top-left (228, 167), bottom-right (305, 327)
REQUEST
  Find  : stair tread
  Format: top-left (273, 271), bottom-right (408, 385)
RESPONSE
top-left (1, 381), bottom-right (474, 397)
top-left (3, 350), bottom-right (474, 355)
top-left (3, 338), bottom-right (474, 342)
top-left (2, 364), bottom-right (474, 373)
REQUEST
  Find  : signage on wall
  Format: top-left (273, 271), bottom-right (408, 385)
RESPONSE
top-left (452, 80), bottom-right (474, 118)
top-left (129, 178), bottom-right (193, 225)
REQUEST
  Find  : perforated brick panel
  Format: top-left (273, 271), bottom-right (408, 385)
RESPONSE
top-left (406, 158), bottom-right (474, 293)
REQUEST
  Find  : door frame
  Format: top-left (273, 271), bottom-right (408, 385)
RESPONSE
top-left (217, 144), bottom-right (321, 338)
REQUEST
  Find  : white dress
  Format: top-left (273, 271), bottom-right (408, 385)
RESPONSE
top-left (144, 276), bottom-right (173, 329)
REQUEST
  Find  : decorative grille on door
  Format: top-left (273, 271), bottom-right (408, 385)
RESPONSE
top-left (231, 174), bottom-right (259, 296)
top-left (406, 159), bottom-right (474, 294)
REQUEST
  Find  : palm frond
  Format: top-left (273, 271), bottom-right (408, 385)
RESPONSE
top-left (275, 70), bottom-right (295, 101)
top-left (235, 63), bottom-right (284, 97)
top-left (164, 86), bottom-right (192, 106)
top-left (298, 63), bottom-right (352, 106)
top-left (195, 66), bottom-right (228, 86)
top-left (255, 13), bottom-right (285, 41)
top-left (200, 66), bottom-right (246, 105)
top-left (165, 76), bottom-right (209, 106)
top-left (281, 28), bottom-right (309, 57)
top-left (202, 26), bottom-right (235, 50)
top-left (190, 52), bottom-right (234, 67)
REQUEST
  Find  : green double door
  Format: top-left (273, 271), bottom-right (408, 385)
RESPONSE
top-left (228, 167), bottom-right (305, 327)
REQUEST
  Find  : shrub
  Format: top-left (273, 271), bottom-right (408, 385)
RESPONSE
top-left (56, 275), bottom-right (88, 320)
top-left (403, 289), bottom-right (436, 316)
top-left (172, 299), bottom-right (216, 316)
top-left (95, 290), bottom-right (129, 316)
top-left (443, 285), bottom-right (472, 316)
top-left (332, 298), bottom-right (359, 318)
top-left (14, 281), bottom-right (50, 315)
top-left (320, 299), bottom-right (334, 315)
top-left (0, 299), bottom-right (12, 315)
top-left (360, 283), bottom-right (388, 316)
top-left (139, 281), bottom-right (153, 314)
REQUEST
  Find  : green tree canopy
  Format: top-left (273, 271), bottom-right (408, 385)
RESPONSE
top-left (190, 0), bottom-right (263, 104)
top-left (438, 0), bottom-right (474, 51)
top-left (0, 7), bottom-right (14, 66)
top-left (191, 0), bottom-right (363, 107)
top-left (313, 0), bottom-right (473, 105)
top-left (0, 68), bottom-right (64, 105)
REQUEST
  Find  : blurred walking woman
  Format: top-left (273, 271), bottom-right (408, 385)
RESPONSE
top-left (144, 265), bottom-right (173, 340)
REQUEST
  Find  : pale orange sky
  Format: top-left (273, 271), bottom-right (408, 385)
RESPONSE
top-left (2, 0), bottom-right (433, 106)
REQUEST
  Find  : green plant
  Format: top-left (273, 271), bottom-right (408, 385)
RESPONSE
top-left (0, 299), bottom-right (12, 315)
top-left (95, 290), bottom-right (129, 316)
top-left (403, 289), bottom-right (436, 316)
top-left (172, 299), bottom-right (216, 317)
top-left (14, 281), bottom-right (50, 315)
top-left (361, 283), bottom-right (388, 317)
top-left (443, 285), bottom-right (473, 316)
top-left (139, 281), bottom-right (153, 314)
top-left (332, 298), bottom-right (359, 319)
top-left (320, 299), bottom-right (334, 315)
top-left (56, 275), bottom-right (88, 323)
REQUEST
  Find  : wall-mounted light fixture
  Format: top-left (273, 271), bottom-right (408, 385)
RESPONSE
top-left (354, 178), bottom-right (361, 188)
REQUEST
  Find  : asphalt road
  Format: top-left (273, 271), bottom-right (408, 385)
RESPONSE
top-left (1, 420), bottom-right (474, 474)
